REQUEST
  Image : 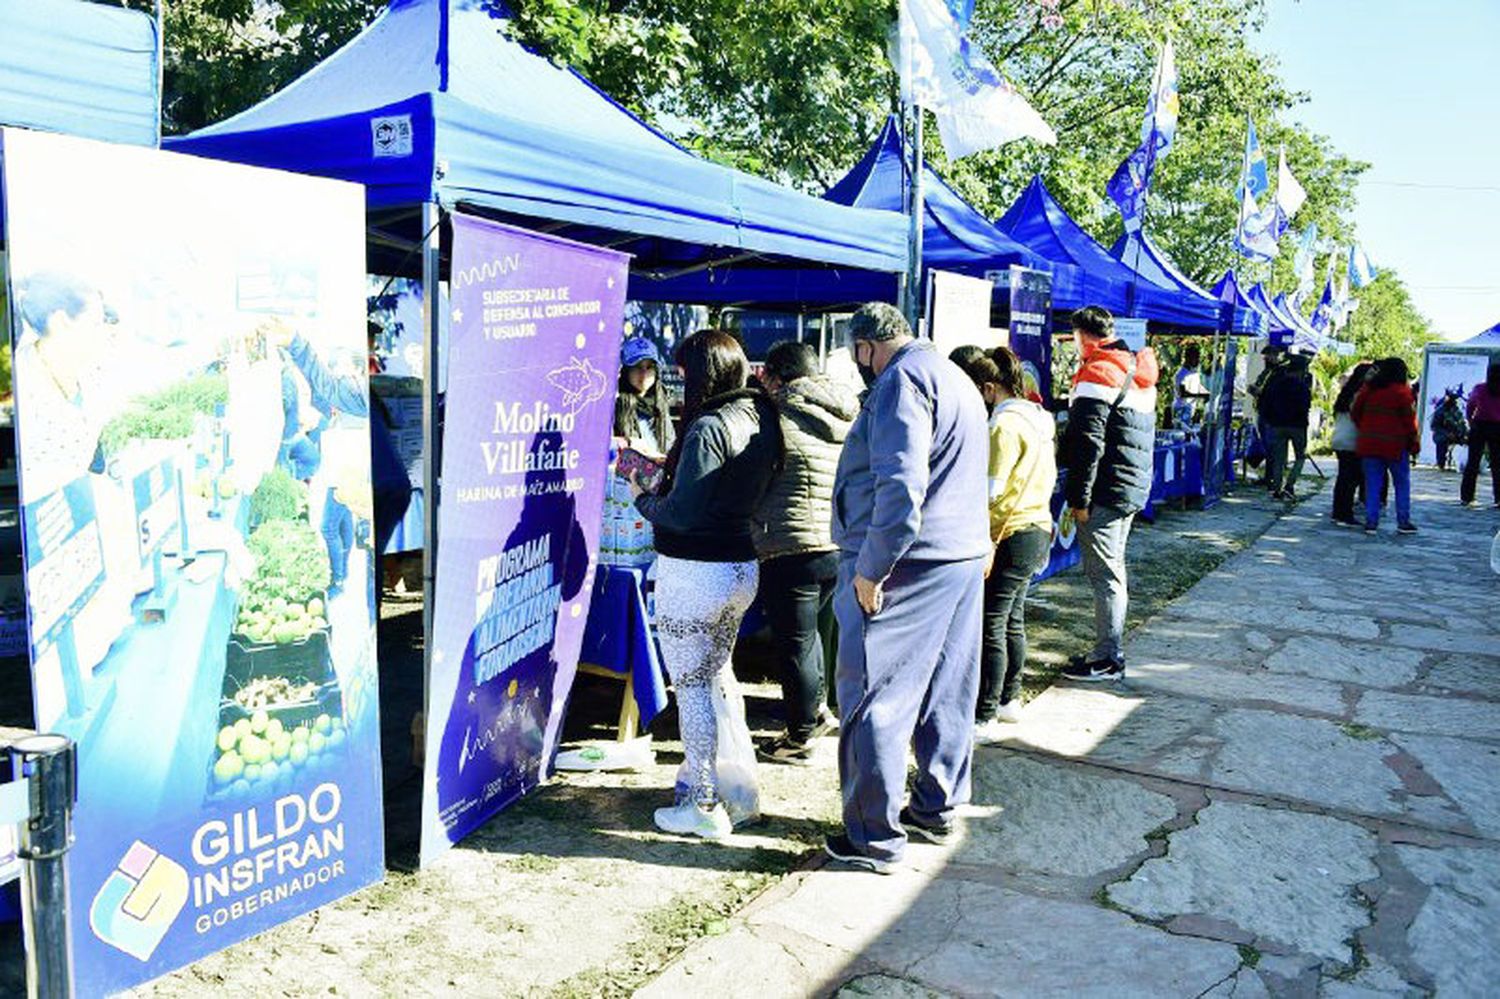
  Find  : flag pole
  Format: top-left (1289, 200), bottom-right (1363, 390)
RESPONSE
top-left (908, 104), bottom-right (926, 329)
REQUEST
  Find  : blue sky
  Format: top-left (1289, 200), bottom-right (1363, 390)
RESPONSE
top-left (1258, 0), bottom-right (1500, 341)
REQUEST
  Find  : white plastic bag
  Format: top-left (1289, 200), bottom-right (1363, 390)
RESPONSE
top-left (1491, 528), bottom-right (1500, 576)
top-left (675, 670), bottom-right (761, 827)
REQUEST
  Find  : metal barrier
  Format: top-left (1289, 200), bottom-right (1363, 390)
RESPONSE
top-left (2, 728), bottom-right (76, 999)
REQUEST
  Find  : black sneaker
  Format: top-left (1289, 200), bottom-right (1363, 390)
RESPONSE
top-left (757, 734), bottom-right (815, 767)
top-left (900, 807), bottom-right (954, 846)
top-left (1062, 657), bottom-right (1126, 682)
top-left (1364, 523), bottom-right (1378, 535)
top-left (1332, 516), bottom-right (1359, 528)
top-left (824, 834), bottom-right (894, 874)
top-left (1396, 522), bottom-right (1418, 535)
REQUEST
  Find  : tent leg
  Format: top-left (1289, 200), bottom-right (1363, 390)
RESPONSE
top-left (420, 201), bottom-right (442, 740)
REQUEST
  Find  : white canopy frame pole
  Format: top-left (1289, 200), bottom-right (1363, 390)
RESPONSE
top-left (420, 200), bottom-right (443, 731)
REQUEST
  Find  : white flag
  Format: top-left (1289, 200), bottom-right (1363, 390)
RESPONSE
top-left (1275, 146), bottom-right (1306, 218)
top-left (898, 0), bottom-right (1056, 157)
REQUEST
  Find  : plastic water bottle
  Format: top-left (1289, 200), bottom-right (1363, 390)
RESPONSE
top-left (1491, 529), bottom-right (1500, 576)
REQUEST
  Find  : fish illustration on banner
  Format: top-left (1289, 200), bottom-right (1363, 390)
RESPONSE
top-left (421, 214), bottom-right (628, 865)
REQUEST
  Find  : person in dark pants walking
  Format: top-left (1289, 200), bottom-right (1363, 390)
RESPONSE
top-left (1259, 350), bottom-right (1315, 501)
top-left (824, 303), bottom-right (990, 874)
top-left (1462, 362), bottom-right (1500, 508)
top-left (1058, 307), bottom-right (1159, 682)
top-left (753, 341), bottom-right (859, 765)
top-left (1330, 362), bottom-right (1373, 527)
top-left (954, 349), bottom-right (1058, 741)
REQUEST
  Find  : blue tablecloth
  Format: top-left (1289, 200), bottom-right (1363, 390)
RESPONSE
top-left (577, 564), bottom-right (670, 727)
top-left (1142, 439), bottom-right (1205, 521)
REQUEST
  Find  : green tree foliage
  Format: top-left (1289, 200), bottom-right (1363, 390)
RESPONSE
top-left (125, 0), bottom-right (383, 134)
top-left (144, 0), bottom-right (1429, 358)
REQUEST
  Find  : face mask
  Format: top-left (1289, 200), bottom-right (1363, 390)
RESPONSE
top-left (855, 344), bottom-right (877, 387)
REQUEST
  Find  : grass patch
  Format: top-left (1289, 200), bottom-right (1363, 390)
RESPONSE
top-left (507, 853), bottom-right (563, 874)
top-left (547, 872), bottom-right (776, 998)
top-left (1339, 723), bottom-right (1383, 742)
top-left (1237, 944), bottom-right (1262, 968)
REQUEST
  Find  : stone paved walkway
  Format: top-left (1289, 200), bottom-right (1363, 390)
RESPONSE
top-left (640, 469), bottom-right (1500, 998)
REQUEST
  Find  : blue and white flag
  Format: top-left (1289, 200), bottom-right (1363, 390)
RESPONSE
top-left (1234, 189), bottom-right (1280, 261)
top-left (1106, 40), bottom-right (1179, 232)
top-left (898, 0), bottom-right (1056, 158)
top-left (1291, 224), bottom-right (1318, 305)
top-left (1276, 146), bottom-right (1306, 218)
top-left (944, 0), bottom-right (975, 29)
top-left (1310, 260), bottom-right (1337, 333)
top-left (1241, 116), bottom-right (1269, 200)
top-left (1348, 243), bottom-right (1379, 289)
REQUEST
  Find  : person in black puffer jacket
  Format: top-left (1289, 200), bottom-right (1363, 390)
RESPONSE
top-left (630, 330), bottom-right (783, 840)
top-left (752, 341), bottom-right (859, 764)
top-left (1258, 351), bottom-right (1315, 501)
top-left (1059, 306), bottom-right (1160, 682)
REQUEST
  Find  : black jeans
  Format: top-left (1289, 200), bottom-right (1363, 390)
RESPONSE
top-left (978, 527), bottom-right (1053, 720)
top-left (760, 549), bottom-right (839, 742)
top-left (1332, 450), bottom-right (1361, 521)
top-left (1462, 420), bottom-right (1500, 505)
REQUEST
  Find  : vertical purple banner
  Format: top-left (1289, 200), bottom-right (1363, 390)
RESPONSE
top-left (1007, 265), bottom-right (1053, 406)
top-left (420, 215), bottom-right (628, 864)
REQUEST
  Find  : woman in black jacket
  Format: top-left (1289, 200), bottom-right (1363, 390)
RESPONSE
top-left (629, 330), bottom-right (782, 839)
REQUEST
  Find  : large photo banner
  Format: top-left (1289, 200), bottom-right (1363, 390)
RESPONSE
top-left (1, 128), bottom-right (385, 993)
top-left (421, 214), bottom-right (627, 865)
top-left (1419, 349), bottom-right (1491, 467)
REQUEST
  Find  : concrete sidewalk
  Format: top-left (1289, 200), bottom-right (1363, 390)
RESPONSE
top-left (639, 469), bottom-right (1500, 998)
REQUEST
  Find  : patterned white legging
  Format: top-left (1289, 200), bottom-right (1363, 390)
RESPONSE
top-left (654, 554), bottom-right (759, 807)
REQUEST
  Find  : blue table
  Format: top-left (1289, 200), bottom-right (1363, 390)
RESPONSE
top-left (577, 564), bottom-right (670, 732)
top-left (1142, 439), bottom-right (1205, 522)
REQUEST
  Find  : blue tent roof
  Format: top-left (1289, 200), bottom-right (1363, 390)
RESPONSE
top-left (996, 176), bottom-right (1207, 323)
top-left (1462, 322), bottom-right (1500, 347)
top-left (1113, 231), bottom-right (1258, 334)
top-left (635, 115), bottom-right (1055, 309)
top-left (824, 117), bottom-right (1054, 278)
top-left (1212, 270), bottom-right (1303, 345)
top-left (0, 0), bottom-right (159, 147)
top-left (165, 0), bottom-right (906, 274)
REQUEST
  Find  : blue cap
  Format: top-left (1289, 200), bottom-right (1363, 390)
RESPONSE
top-left (621, 336), bottom-right (660, 368)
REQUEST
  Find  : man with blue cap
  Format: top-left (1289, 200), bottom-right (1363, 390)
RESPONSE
top-left (825, 302), bottom-right (990, 873)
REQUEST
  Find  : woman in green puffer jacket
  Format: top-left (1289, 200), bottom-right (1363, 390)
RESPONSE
top-left (752, 341), bottom-right (861, 765)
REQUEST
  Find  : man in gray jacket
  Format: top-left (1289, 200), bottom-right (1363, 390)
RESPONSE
top-left (825, 303), bottom-right (991, 873)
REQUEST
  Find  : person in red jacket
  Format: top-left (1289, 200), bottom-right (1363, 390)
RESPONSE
top-left (1352, 357), bottom-right (1420, 535)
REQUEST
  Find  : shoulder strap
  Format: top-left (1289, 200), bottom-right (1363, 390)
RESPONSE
top-left (1112, 351), bottom-right (1140, 409)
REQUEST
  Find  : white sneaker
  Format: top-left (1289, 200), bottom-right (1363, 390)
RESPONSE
top-left (974, 719), bottom-right (1011, 745)
top-left (995, 701), bottom-right (1024, 724)
top-left (653, 801), bottom-right (733, 840)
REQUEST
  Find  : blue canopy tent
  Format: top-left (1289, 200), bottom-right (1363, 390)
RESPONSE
top-left (166, 0), bottom-right (908, 280)
top-left (1463, 322), bottom-right (1500, 347)
top-left (1113, 231), bottom-right (1262, 336)
top-left (996, 176), bottom-right (1211, 324)
top-left (1210, 270), bottom-right (1268, 330)
top-left (637, 115), bottom-right (1058, 309)
top-left (0, 0), bottom-right (160, 149)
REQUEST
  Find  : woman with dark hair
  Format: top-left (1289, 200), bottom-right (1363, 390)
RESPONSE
top-left (629, 329), bottom-right (782, 838)
top-left (1353, 357), bottom-right (1420, 535)
top-left (958, 348), bottom-right (1057, 738)
top-left (613, 336), bottom-right (675, 459)
top-left (1461, 362), bottom-right (1500, 508)
top-left (1330, 362), bottom-right (1374, 527)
